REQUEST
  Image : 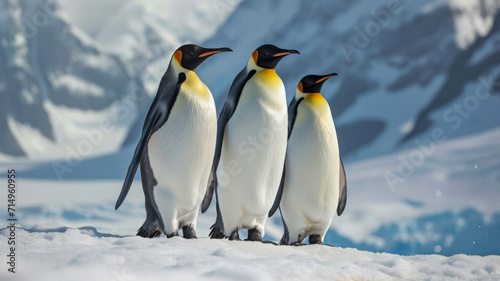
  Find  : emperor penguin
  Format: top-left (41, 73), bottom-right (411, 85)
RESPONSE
top-left (201, 44), bottom-right (299, 242)
top-left (268, 73), bottom-right (347, 246)
top-left (115, 44), bottom-right (232, 239)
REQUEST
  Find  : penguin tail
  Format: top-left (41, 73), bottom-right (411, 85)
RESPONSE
top-left (209, 223), bottom-right (225, 239)
top-left (209, 202), bottom-right (226, 239)
top-left (279, 224), bottom-right (289, 245)
top-left (279, 207), bottom-right (289, 245)
top-left (201, 169), bottom-right (217, 213)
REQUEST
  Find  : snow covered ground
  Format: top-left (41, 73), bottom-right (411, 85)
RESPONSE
top-left (1, 225), bottom-right (499, 281)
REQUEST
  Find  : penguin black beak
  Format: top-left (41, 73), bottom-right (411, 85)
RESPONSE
top-left (199, 47), bottom-right (233, 58)
top-left (316, 73), bottom-right (338, 84)
top-left (272, 49), bottom-right (300, 57)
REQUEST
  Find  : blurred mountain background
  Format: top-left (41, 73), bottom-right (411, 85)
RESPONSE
top-left (1, 0), bottom-right (499, 256)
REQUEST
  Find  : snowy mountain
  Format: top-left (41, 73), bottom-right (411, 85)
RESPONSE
top-left (2, 0), bottom-right (498, 161)
top-left (1, 225), bottom-right (499, 281)
top-left (0, 0), bottom-right (240, 159)
top-left (199, 0), bottom-right (500, 161)
top-left (0, 0), bottom-right (147, 159)
top-left (61, 0), bottom-right (241, 71)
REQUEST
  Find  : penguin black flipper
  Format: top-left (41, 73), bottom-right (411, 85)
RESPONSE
top-left (337, 157), bottom-right (347, 216)
top-left (286, 97), bottom-right (303, 139)
top-left (268, 97), bottom-right (303, 217)
top-left (115, 70), bottom-right (185, 210)
top-left (201, 68), bottom-right (256, 213)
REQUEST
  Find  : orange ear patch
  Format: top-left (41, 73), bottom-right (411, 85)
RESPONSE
top-left (174, 50), bottom-right (182, 64)
top-left (252, 50), bottom-right (258, 63)
top-left (297, 81), bottom-right (304, 93)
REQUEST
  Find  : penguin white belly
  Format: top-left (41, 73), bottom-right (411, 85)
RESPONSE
top-left (281, 101), bottom-right (340, 240)
top-left (148, 79), bottom-right (216, 232)
top-left (217, 70), bottom-right (287, 231)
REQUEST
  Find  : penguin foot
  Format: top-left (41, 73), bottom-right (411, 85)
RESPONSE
top-left (167, 231), bottom-right (179, 238)
top-left (309, 234), bottom-right (323, 245)
top-left (182, 225), bottom-right (197, 239)
top-left (291, 242), bottom-right (307, 246)
top-left (137, 224), bottom-right (163, 238)
top-left (150, 226), bottom-right (163, 238)
top-left (246, 228), bottom-right (263, 241)
top-left (228, 230), bottom-right (241, 241)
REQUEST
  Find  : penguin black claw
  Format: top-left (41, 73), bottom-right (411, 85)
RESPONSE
top-left (167, 232), bottom-right (179, 238)
top-left (150, 227), bottom-right (163, 238)
top-left (308, 234), bottom-right (322, 245)
top-left (228, 230), bottom-right (241, 241)
top-left (247, 228), bottom-right (263, 241)
top-left (182, 225), bottom-right (197, 239)
top-left (136, 224), bottom-right (163, 238)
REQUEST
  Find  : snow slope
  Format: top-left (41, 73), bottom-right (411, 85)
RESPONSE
top-left (0, 226), bottom-right (499, 281)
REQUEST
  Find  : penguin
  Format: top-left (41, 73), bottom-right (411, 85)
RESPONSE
top-left (201, 44), bottom-right (299, 242)
top-left (268, 73), bottom-right (347, 246)
top-left (115, 44), bottom-right (232, 239)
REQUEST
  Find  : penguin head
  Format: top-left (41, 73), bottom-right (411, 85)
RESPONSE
top-left (173, 44), bottom-right (232, 71)
top-left (250, 44), bottom-right (299, 69)
top-left (296, 73), bottom-right (338, 97)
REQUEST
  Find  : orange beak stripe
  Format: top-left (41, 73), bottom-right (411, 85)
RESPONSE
top-left (199, 50), bottom-right (221, 57)
top-left (272, 51), bottom-right (292, 57)
top-left (316, 76), bottom-right (332, 84)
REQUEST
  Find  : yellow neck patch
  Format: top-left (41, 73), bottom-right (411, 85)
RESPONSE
top-left (182, 71), bottom-right (211, 101)
top-left (304, 93), bottom-right (328, 109)
top-left (255, 69), bottom-right (282, 89)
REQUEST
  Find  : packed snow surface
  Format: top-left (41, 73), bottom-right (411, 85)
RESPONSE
top-left (0, 225), bottom-right (499, 281)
